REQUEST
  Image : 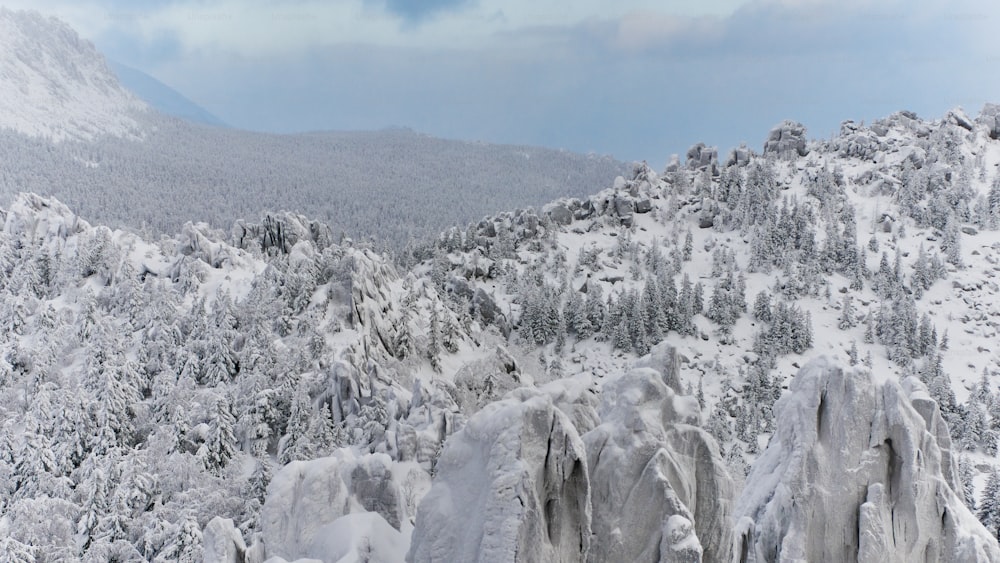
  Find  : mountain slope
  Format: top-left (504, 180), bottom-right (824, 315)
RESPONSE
top-left (0, 122), bottom-right (628, 248)
top-left (109, 61), bottom-right (227, 128)
top-left (0, 9), bottom-right (628, 249)
top-left (5, 105), bottom-right (1000, 562)
top-left (0, 8), bottom-right (146, 142)
top-left (4, 9), bottom-right (1000, 558)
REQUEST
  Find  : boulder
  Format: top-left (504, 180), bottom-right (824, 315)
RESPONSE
top-left (576, 199), bottom-right (596, 220)
top-left (544, 201), bottom-right (574, 226)
top-left (446, 276), bottom-right (474, 301)
top-left (613, 194), bottom-right (635, 225)
top-left (946, 108), bottom-right (975, 131)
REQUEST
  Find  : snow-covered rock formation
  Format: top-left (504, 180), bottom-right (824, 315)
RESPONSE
top-left (260, 452), bottom-right (423, 561)
top-left (584, 348), bottom-right (735, 563)
top-left (202, 518), bottom-right (250, 563)
top-left (0, 8), bottom-right (146, 141)
top-left (408, 389), bottom-right (592, 562)
top-left (763, 120), bottom-right (808, 158)
top-left (205, 451), bottom-right (429, 563)
top-left (409, 342), bottom-right (734, 563)
top-left (734, 358), bottom-right (1000, 563)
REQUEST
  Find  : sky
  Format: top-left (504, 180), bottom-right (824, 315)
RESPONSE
top-left (6, 0), bottom-right (1000, 164)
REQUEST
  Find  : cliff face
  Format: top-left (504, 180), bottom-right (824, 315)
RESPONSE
top-left (734, 357), bottom-right (1000, 563)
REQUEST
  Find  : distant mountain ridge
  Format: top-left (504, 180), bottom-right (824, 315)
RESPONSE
top-left (0, 8), bottom-right (146, 141)
top-left (0, 8), bottom-right (629, 248)
top-left (109, 61), bottom-right (227, 128)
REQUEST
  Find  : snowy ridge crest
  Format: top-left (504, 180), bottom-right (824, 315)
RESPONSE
top-left (0, 8), bottom-right (146, 142)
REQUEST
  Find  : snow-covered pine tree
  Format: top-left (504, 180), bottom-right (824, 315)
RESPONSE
top-left (980, 471), bottom-right (1000, 539)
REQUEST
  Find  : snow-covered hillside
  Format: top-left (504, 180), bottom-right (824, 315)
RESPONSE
top-left (0, 8), bottom-right (146, 142)
top-left (0, 9), bottom-right (628, 248)
top-left (8, 105), bottom-right (1000, 561)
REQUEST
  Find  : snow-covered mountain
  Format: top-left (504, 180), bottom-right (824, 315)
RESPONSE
top-left (0, 8), bottom-right (146, 142)
top-left (6, 104), bottom-right (1000, 561)
top-left (5, 11), bottom-right (1000, 560)
top-left (0, 9), bottom-right (627, 249)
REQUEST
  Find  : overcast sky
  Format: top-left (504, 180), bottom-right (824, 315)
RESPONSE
top-left (8, 0), bottom-right (1000, 164)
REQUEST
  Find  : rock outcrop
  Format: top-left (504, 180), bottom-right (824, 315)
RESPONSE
top-left (725, 145), bottom-right (752, 168)
top-left (763, 121), bottom-right (809, 158)
top-left (408, 390), bottom-right (591, 562)
top-left (685, 143), bottom-right (719, 175)
top-left (202, 518), bottom-right (248, 563)
top-left (409, 342), bottom-right (734, 563)
top-left (979, 103), bottom-right (1000, 140)
top-left (584, 365), bottom-right (734, 563)
top-left (261, 451), bottom-right (428, 562)
top-left (232, 212), bottom-right (333, 255)
top-left (734, 357), bottom-right (1000, 563)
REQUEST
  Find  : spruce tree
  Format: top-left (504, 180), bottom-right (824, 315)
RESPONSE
top-left (980, 471), bottom-right (1000, 539)
top-left (959, 456), bottom-right (976, 511)
top-left (838, 294), bottom-right (856, 329)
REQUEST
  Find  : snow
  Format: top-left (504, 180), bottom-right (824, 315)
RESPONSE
top-left (272, 512), bottom-right (407, 563)
top-left (0, 8), bottom-right (146, 142)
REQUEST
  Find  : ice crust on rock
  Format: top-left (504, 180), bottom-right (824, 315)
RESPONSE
top-left (734, 357), bottom-right (1000, 563)
top-left (407, 389), bottom-right (592, 563)
top-left (261, 450), bottom-right (427, 563)
top-left (583, 366), bottom-right (733, 563)
top-left (409, 343), bottom-right (734, 563)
